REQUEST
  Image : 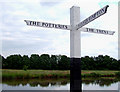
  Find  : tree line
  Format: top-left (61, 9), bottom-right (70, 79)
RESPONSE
top-left (1, 54), bottom-right (120, 70)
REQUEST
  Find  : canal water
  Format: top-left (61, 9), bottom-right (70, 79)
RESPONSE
top-left (1, 77), bottom-right (120, 90)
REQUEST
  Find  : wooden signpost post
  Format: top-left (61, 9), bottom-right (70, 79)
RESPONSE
top-left (24, 5), bottom-right (115, 91)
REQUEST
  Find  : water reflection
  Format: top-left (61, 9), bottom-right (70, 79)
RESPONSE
top-left (82, 77), bottom-right (119, 87)
top-left (2, 77), bottom-right (120, 87)
top-left (2, 78), bottom-right (70, 87)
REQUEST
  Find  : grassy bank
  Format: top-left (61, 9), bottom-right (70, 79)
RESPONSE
top-left (2, 69), bottom-right (120, 79)
top-left (2, 69), bottom-right (70, 79)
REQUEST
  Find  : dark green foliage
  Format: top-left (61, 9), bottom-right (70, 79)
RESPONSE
top-left (3, 55), bottom-right (23, 69)
top-left (115, 72), bottom-right (120, 77)
top-left (23, 65), bottom-right (28, 71)
top-left (22, 55), bottom-right (30, 69)
top-left (50, 55), bottom-right (58, 70)
top-left (81, 55), bottom-right (118, 70)
top-left (58, 55), bottom-right (70, 70)
top-left (30, 54), bottom-right (41, 69)
top-left (40, 54), bottom-right (51, 70)
top-left (1, 55), bottom-right (5, 69)
top-left (1, 54), bottom-right (120, 70)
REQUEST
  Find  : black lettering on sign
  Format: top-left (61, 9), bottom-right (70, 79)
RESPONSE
top-left (98, 30), bottom-right (102, 33)
top-left (86, 28), bottom-right (89, 32)
top-left (88, 16), bottom-right (92, 22)
top-left (45, 23), bottom-right (48, 27)
top-left (102, 30), bottom-right (104, 33)
top-left (91, 14), bottom-right (95, 20)
top-left (24, 20), bottom-right (30, 25)
top-left (65, 25), bottom-right (68, 29)
top-left (103, 30), bottom-right (106, 34)
top-left (58, 24), bottom-right (61, 28)
top-left (62, 25), bottom-right (65, 29)
top-left (93, 13), bottom-right (96, 18)
top-left (42, 22), bottom-right (45, 26)
top-left (32, 21), bottom-right (37, 26)
top-left (52, 24), bottom-right (55, 27)
top-left (87, 28), bottom-right (94, 32)
top-left (55, 24), bottom-right (58, 28)
top-left (97, 11), bottom-right (100, 16)
top-left (106, 31), bottom-right (108, 34)
top-left (37, 22), bottom-right (41, 26)
top-left (89, 28), bottom-right (94, 32)
top-left (99, 30), bottom-right (101, 33)
top-left (99, 10), bottom-right (102, 15)
top-left (48, 23), bottom-right (52, 27)
top-left (62, 25), bottom-right (64, 29)
top-left (84, 19), bottom-right (88, 24)
top-left (101, 8), bottom-right (105, 14)
top-left (96, 29), bottom-right (99, 33)
top-left (29, 21), bottom-right (33, 25)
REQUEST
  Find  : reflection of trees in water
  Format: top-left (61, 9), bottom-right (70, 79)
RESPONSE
top-left (29, 82), bottom-right (49, 87)
top-left (51, 82), bottom-right (56, 86)
top-left (2, 78), bottom-right (120, 87)
top-left (82, 77), bottom-right (119, 87)
top-left (2, 79), bottom-right (69, 87)
top-left (61, 81), bottom-right (68, 85)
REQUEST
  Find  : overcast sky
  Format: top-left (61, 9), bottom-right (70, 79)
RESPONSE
top-left (0, 0), bottom-right (119, 59)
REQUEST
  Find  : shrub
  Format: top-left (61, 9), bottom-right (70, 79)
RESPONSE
top-left (23, 65), bottom-right (28, 71)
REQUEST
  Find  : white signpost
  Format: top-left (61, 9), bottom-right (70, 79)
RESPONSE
top-left (24, 5), bottom-right (115, 91)
top-left (24, 20), bottom-right (115, 35)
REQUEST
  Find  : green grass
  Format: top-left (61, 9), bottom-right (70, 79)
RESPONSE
top-left (2, 69), bottom-right (120, 79)
top-left (2, 69), bottom-right (70, 79)
top-left (81, 70), bottom-right (119, 77)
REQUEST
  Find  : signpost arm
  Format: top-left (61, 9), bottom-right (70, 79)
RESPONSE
top-left (76, 5), bottom-right (109, 30)
top-left (80, 27), bottom-right (115, 35)
top-left (70, 6), bottom-right (82, 91)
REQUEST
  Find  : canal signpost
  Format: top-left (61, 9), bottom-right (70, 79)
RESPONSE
top-left (24, 5), bottom-right (115, 91)
top-left (24, 20), bottom-right (115, 35)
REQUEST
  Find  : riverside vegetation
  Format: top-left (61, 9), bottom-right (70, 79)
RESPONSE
top-left (2, 69), bottom-right (120, 79)
top-left (1, 54), bottom-right (120, 79)
top-left (1, 54), bottom-right (120, 70)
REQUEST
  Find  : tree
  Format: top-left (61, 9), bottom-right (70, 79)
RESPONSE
top-left (1, 55), bottom-right (5, 69)
top-left (22, 55), bottom-right (30, 69)
top-left (30, 54), bottom-right (41, 69)
top-left (58, 55), bottom-right (70, 70)
top-left (40, 54), bottom-right (51, 70)
top-left (81, 56), bottom-right (95, 70)
top-left (5, 54), bottom-right (23, 69)
top-left (50, 55), bottom-right (58, 70)
top-left (2, 54), bottom-right (120, 70)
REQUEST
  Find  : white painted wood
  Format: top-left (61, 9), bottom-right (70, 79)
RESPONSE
top-left (118, 1), bottom-right (120, 60)
top-left (70, 6), bottom-right (81, 58)
top-left (118, 82), bottom-right (120, 92)
top-left (24, 20), bottom-right (71, 30)
top-left (76, 5), bottom-right (109, 30)
top-left (80, 27), bottom-right (115, 35)
top-left (24, 20), bottom-right (115, 35)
